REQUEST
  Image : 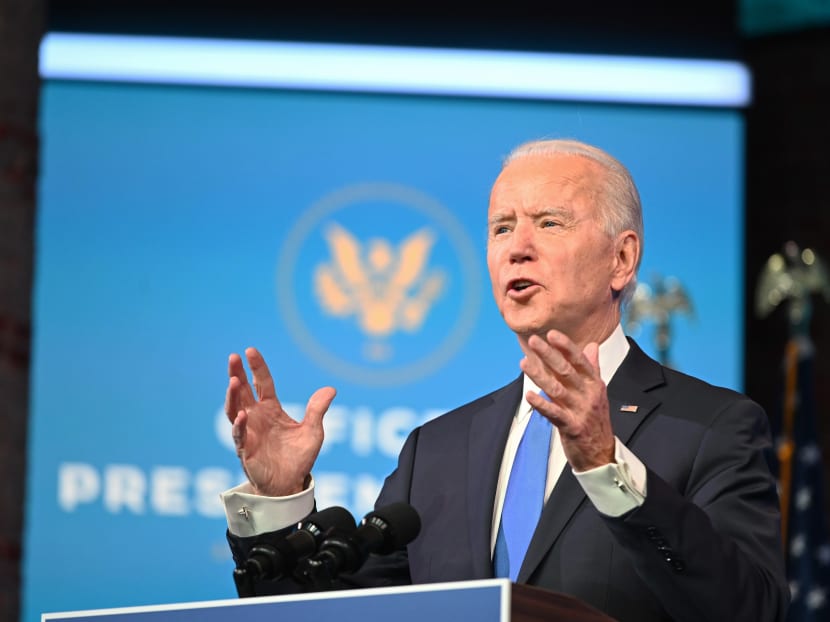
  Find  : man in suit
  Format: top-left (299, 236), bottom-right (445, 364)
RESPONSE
top-left (221, 139), bottom-right (789, 621)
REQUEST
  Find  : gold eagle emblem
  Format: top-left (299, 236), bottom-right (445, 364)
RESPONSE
top-left (755, 241), bottom-right (830, 336)
top-left (314, 223), bottom-right (446, 338)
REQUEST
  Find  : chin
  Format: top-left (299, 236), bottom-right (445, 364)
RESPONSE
top-left (503, 316), bottom-right (549, 339)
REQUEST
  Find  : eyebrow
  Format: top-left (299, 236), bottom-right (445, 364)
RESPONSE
top-left (487, 212), bottom-right (513, 227)
top-left (532, 206), bottom-right (573, 219)
top-left (488, 206), bottom-right (573, 226)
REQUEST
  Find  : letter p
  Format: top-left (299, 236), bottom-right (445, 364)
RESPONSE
top-left (58, 462), bottom-right (100, 511)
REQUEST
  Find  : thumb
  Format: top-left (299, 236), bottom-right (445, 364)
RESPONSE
top-left (304, 386), bottom-right (337, 429)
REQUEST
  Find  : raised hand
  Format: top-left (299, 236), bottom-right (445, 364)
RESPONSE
top-left (520, 330), bottom-right (615, 472)
top-left (225, 347), bottom-right (336, 497)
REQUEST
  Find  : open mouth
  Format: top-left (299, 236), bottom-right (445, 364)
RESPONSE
top-left (509, 279), bottom-right (536, 292)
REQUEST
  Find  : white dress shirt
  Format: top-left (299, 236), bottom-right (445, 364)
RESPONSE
top-left (222, 324), bottom-right (647, 540)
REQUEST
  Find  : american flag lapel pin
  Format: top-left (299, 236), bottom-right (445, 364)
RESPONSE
top-left (619, 404), bottom-right (639, 413)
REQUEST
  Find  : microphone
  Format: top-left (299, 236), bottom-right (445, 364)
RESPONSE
top-left (295, 502), bottom-right (421, 588)
top-left (244, 506), bottom-right (357, 582)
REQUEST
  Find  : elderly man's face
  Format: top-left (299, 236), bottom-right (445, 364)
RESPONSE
top-left (486, 153), bottom-right (631, 348)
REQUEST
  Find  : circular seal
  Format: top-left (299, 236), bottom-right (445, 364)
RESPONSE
top-left (276, 182), bottom-right (482, 386)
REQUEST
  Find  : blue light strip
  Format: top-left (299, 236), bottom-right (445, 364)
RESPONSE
top-left (39, 32), bottom-right (751, 107)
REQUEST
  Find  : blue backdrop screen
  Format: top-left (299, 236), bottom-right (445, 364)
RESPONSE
top-left (24, 74), bottom-right (744, 620)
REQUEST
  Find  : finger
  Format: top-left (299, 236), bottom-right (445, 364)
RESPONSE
top-left (526, 388), bottom-right (571, 428)
top-left (224, 377), bottom-right (243, 423)
top-left (225, 376), bottom-right (255, 424)
top-left (226, 353), bottom-right (255, 415)
top-left (245, 347), bottom-right (278, 402)
top-left (543, 331), bottom-right (599, 379)
top-left (232, 410), bottom-right (248, 456)
top-left (525, 335), bottom-right (581, 389)
top-left (520, 354), bottom-right (581, 417)
top-left (304, 386), bottom-right (337, 429)
top-left (519, 354), bottom-right (549, 394)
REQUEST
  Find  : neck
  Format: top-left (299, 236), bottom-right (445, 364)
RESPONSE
top-left (516, 311), bottom-right (621, 355)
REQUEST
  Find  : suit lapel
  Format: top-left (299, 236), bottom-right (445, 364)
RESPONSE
top-left (606, 338), bottom-right (664, 445)
top-left (466, 374), bottom-right (524, 578)
top-left (517, 338), bottom-right (665, 582)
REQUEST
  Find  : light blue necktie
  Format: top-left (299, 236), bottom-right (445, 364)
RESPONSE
top-left (493, 403), bottom-right (552, 581)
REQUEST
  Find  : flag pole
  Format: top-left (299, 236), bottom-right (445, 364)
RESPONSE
top-left (778, 338), bottom-right (800, 551)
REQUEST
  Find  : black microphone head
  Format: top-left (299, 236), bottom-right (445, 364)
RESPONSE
top-left (361, 502), bottom-right (421, 554)
top-left (295, 502), bottom-right (420, 584)
top-left (289, 506), bottom-right (357, 558)
top-left (246, 507), bottom-right (357, 582)
top-left (300, 506), bottom-right (357, 538)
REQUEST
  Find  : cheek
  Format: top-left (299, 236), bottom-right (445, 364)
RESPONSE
top-left (551, 250), bottom-right (605, 292)
top-left (570, 246), bottom-right (616, 291)
top-left (486, 247), bottom-right (500, 281)
top-left (485, 251), bottom-right (500, 297)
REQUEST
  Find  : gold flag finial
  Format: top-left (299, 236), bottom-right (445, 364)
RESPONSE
top-left (624, 274), bottom-right (694, 368)
top-left (755, 241), bottom-right (830, 338)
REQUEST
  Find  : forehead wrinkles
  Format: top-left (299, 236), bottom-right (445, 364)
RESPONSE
top-left (490, 163), bottom-right (601, 217)
top-left (548, 170), bottom-right (596, 205)
top-left (551, 154), bottom-right (605, 200)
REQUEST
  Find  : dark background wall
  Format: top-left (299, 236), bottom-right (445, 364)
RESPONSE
top-left (44, 1), bottom-right (743, 57)
top-left (744, 24), bottom-right (830, 487)
top-left (2, 0), bottom-right (829, 619)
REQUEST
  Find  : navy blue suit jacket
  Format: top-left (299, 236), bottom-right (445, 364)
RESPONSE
top-left (229, 339), bottom-right (789, 622)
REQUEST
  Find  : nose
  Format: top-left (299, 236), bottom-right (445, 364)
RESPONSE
top-left (508, 222), bottom-right (536, 263)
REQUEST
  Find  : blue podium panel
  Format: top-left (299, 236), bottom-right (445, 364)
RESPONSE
top-left (42, 580), bottom-right (511, 622)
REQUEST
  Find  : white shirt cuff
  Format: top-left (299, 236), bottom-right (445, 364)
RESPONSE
top-left (220, 477), bottom-right (316, 537)
top-left (573, 438), bottom-right (647, 517)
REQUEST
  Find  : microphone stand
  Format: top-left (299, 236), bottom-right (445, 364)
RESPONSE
top-left (232, 567), bottom-right (256, 598)
top-left (294, 556), bottom-right (337, 591)
top-left (293, 528), bottom-right (357, 591)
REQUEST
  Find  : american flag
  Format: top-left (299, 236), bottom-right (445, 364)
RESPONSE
top-left (772, 338), bottom-right (830, 620)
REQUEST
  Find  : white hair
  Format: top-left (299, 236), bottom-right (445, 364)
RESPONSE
top-left (503, 138), bottom-right (644, 305)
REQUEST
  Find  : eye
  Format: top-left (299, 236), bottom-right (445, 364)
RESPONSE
top-left (493, 225), bottom-right (511, 235)
top-left (542, 220), bottom-right (559, 228)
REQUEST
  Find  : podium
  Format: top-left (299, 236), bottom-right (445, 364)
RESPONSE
top-left (42, 579), bottom-right (616, 622)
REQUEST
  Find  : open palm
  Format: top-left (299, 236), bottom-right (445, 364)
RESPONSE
top-left (224, 347), bottom-right (336, 497)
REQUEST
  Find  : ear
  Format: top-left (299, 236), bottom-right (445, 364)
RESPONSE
top-left (610, 230), bottom-right (640, 294)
